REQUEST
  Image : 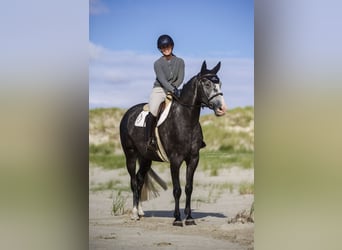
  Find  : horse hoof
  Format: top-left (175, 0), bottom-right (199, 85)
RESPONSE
top-left (131, 207), bottom-right (140, 220)
top-left (130, 213), bottom-right (140, 220)
top-left (138, 209), bottom-right (145, 217)
top-left (172, 220), bottom-right (183, 227)
top-left (130, 215), bottom-right (140, 220)
top-left (185, 219), bottom-right (196, 226)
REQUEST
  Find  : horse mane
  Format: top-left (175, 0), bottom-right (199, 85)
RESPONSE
top-left (181, 75), bottom-right (198, 92)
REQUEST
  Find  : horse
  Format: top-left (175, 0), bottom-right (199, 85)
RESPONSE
top-left (119, 61), bottom-right (227, 226)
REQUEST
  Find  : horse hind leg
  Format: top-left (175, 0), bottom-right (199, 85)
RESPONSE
top-left (124, 148), bottom-right (140, 220)
top-left (136, 157), bottom-right (152, 217)
top-left (137, 202), bottom-right (144, 217)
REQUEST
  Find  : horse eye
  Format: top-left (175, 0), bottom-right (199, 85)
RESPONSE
top-left (210, 76), bottom-right (219, 83)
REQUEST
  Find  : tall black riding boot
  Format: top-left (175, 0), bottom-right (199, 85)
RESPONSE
top-left (145, 113), bottom-right (157, 151)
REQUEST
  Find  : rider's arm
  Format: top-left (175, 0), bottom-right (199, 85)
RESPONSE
top-left (154, 61), bottom-right (176, 93)
top-left (171, 58), bottom-right (185, 88)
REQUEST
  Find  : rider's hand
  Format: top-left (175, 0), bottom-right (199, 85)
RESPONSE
top-left (173, 88), bottom-right (181, 98)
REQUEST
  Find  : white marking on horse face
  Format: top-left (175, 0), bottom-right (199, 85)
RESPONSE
top-left (214, 83), bottom-right (221, 92)
top-left (210, 84), bottom-right (227, 116)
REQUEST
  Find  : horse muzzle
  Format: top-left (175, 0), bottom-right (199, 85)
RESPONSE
top-left (214, 104), bottom-right (227, 116)
top-left (209, 94), bottom-right (227, 116)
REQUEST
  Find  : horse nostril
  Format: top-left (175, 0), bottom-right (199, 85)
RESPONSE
top-left (218, 105), bottom-right (227, 114)
top-left (221, 104), bottom-right (227, 112)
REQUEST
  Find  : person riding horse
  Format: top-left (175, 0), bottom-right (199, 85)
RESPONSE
top-left (146, 34), bottom-right (184, 151)
top-left (120, 59), bottom-right (227, 225)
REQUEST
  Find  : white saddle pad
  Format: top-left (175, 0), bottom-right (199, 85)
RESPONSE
top-left (134, 101), bottom-right (172, 127)
top-left (134, 111), bottom-right (149, 127)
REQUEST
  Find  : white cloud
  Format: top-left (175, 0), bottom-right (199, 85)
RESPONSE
top-left (89, 42), bottom-right (254, 110)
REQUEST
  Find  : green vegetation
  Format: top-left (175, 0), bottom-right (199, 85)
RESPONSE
top-left (200, 151), bottom-right (253, 173)
top-left (199, 106), bottom-right (254, 170)
top-left (89, 106), bottom-right (254, 171)
top-left (90, 180), bottom-right (130, 192)
top-left (111, 191), bottom-right (128, 216)
top-left (239, 182), bottom-right (254, 195)
top-left (89, 143), bottom-right (125, 169)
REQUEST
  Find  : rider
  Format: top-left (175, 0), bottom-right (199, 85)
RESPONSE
top-left (145, 34), bottom-right (184, 151)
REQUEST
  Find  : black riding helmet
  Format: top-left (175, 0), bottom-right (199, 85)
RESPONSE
top-left (157, 34), bottom-right (174, 49)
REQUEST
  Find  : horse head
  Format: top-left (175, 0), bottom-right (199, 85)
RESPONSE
top-left (197, 61), bottom-right (227, 116)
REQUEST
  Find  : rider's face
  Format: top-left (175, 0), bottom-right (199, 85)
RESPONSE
top-left (160, 45), bottom-right (173, 56)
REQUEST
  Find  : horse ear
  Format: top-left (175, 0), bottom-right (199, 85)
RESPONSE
top-left (212, 61), bottom-right (221, 74)
top-left (200, 60), bottom-right (207, 74)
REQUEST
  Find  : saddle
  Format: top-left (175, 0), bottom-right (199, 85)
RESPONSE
top-left (143, 93), bottom-right (173, 123)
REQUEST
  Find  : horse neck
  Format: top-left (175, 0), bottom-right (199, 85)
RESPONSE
top-left (178, 77), bottom-right (201, 125)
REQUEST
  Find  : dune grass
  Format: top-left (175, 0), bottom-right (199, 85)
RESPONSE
top-left (111, 191), bottom-right (128, 216)
top-left (89, 143), bottom-right (125, 169)
top-left (89, 106), bottom-right (254, 171)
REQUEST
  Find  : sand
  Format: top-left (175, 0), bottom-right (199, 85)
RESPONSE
top-left (89, 165), bottom-right (254, 250)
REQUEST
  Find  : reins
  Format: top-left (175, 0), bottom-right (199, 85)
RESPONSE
top-left (169, 93), bottom-right (202, 108)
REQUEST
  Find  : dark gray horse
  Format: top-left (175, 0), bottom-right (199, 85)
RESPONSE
top-left (119, 61), bottom-right (227, 226)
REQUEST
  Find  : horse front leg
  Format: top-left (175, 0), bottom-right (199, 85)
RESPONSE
top-left (170, 163), bottom-right (183, 226)
top-left (184, 154), bottom-right (199, 225)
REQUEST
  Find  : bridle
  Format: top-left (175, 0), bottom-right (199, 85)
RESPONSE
top-left (196, 73), bottom-right (224, 109)
top-left (171, 73), bottom-right (223, 109)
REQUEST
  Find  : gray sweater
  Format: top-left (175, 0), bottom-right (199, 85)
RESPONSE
top-left (153, 55), bottom-right (185, 93)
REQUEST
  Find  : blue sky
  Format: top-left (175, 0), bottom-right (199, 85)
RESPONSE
top-left (89, 0), bottom-right (254, 110)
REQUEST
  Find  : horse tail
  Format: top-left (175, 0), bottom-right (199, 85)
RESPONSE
top-left (140, 168), bottom-right (167, 201)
